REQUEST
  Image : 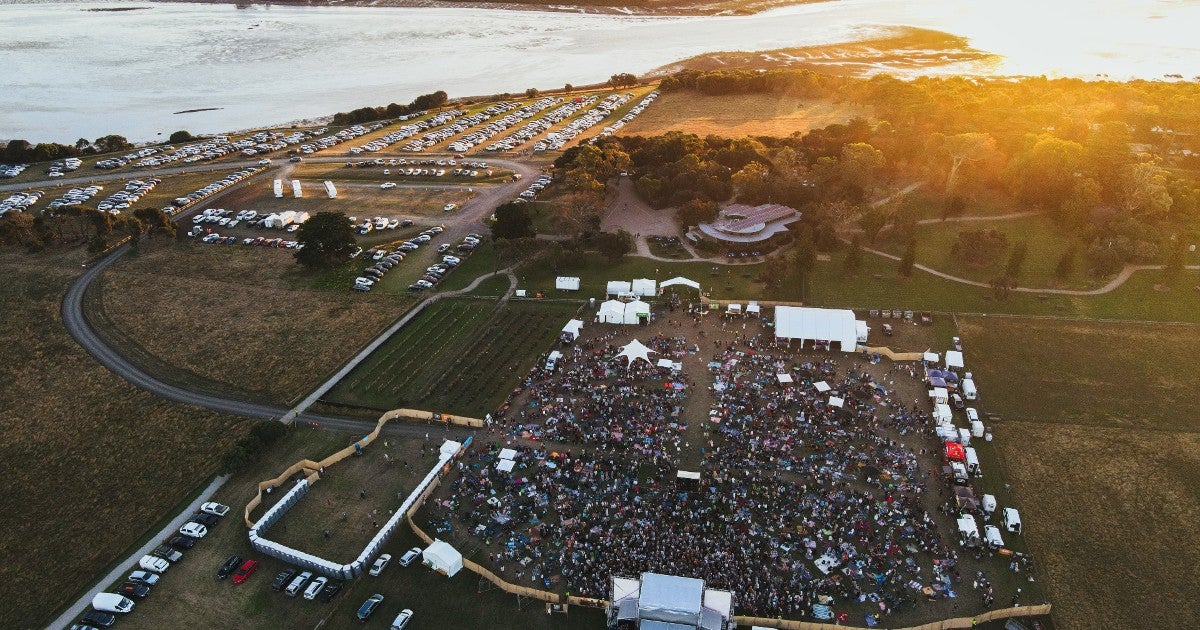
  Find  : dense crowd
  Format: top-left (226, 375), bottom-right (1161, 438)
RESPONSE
top-left (441, 320), bottom-right (984, 622)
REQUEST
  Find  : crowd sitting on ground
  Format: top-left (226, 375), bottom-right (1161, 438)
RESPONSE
top-left (436, 320), bottom-right (1004, 622)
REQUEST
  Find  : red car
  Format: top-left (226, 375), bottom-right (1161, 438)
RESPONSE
top-left (232, 559), bottom-right (259, 585)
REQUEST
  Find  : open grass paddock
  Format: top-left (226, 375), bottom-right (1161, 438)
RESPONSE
top-left (959, 317), bottom-right (1200, 630)
top-left (617, 92), bottom-right (872, 138)
top-left (325, 299), bottom-right (583, 417)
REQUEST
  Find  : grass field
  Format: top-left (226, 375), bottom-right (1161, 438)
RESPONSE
top-left (958, 317), bottom-right (1200, 630)
top-left (115, 426), bottom-right (603, 630)
top-left (325, 299), bottom-right (582, 417)
top-left (90, 244), bottom-right (405, 404)
top-left (617, 92), bottom-right (872, 138)
top-left (291, 162), bottom-right (511, 186)
top-left (206, 175), bottom-right (472, 221)
top-left (0, 254), bottom-right (249, 628)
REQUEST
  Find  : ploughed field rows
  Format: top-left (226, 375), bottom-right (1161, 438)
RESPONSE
top-left (325, 299), bottom-right (581, 417)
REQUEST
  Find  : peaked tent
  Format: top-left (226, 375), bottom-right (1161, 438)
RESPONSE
top-left (422, 539), bottom-right (463, 577)
top-left (631, 278), bottom-right (657, 297)
top-left (555, 276), bottom-right (581, 291)
top-left (561, 319), bottom-right (584, 341)
top-left (774, 306), bottom-right (859, 352)
top-left (615, 339), bottom-right (656, 366)
top-left (606, 280), bottom-right (633, 295)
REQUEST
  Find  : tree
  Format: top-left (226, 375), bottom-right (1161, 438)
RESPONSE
top-left (563, 84), bottom-right (574, 92)
top-left (1055, 245), bottom-right (1077, 280)
top-left (897, 237), bottom-right (916, 278)
top-left (675, 198), bottom-right (718, 229)
top-left (93, 134), bottom-right (133, 154)
top-left (169, 130), bottom-right (194, 143)
top-left (1005, 240), bottom-right (1029, 278)
top-left (792, 227), bottom-right (816, 300)
top-left (525, 88), bottom-right (540, 98)
top-left (843, 236), bottom-right (864, 276)
top-left (731, 161), bottom-right (771, 203)
top-left (491, 202), bottom-right (535, 240)
top-left (544, 240), bottom-right (566, 272)
top-left (929, 132), bottom-right (997, 192)
top-left (1007, 134), bottom-right (1084, 209)
top-left (595, 230), bottom-right (633, 263)
top-left (294, 212), bottom-right (357, 268)
top-left (950, 229), bottom-right (1009, 267)
top-left (988, 274), bottom-right (1016, 300)
top-left (1163, 235), bottom-right (1186, 282)
top-left (941, 195), bottom-right (967, 221)
top-left (858, 206), bottom-right (887, 243)
top-left (609, 73), bottom-right (639, 88)
top-left (838, 142), bottom-right (886, 199)
top-left (1119, 159), bottom-right (1173, 219)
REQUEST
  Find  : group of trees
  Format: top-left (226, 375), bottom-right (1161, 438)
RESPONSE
top-left (221, 421), bottom-right (288, 473)
top-left (0, 206), bottom-right (175, 252)
top-left (1, 134), bottom-right (132, 163)
top-left (330, 90), bottom-right (449, 126)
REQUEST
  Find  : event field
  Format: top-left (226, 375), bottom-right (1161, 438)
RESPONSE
top-left (616, 92), bottom-right (871, 138)
top-left (324, 299), bottom-right (583, 417)
top-left (959, 317), bottom-right (1200, 630)
top-left (89, 244), bottom-right (405, 404)
top-left (0, 255), bottom-right (247, 628)
top-left (207, 174), bottom-right (468, 220)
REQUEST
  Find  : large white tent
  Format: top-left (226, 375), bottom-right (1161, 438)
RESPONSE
top-left (660, 277), bottom-right (701, 291)
top-left (615, 339), bottom-right (656, 366)
top-left (555, 276), bottom-right (580, 291)
top-left (631, 278), bottom-right (657, 297)
top-left (606, 280), bottom-right (633, 295)
top-left (774, 306), bottom-right (861, 352)
top-left (561, 319), bottom-right (584, 341)
top-left (422, 539), bottom-right (463, 577)
top-left (598, 300), bottom-right (650, 325)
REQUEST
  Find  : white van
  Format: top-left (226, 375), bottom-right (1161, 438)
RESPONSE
top-left (957, 427), bottom-right (972, 446)
top-left (285, 571), bottom-right (313, 597)
top-left (964, 447), bottom-right (981, 476)
top-left (545, 351), bottom-right (562, 371)
top-left (1002, 508), bottom-right (1023, 535)
top-left (971, 420), bottom-right (985, 438)
top-left (984, 525), bottom-right (1005, 549)
top-left (139, 555), bottom-right (169, 573)
top-left (957, 515), bottom-right (980, 547)
top-left (965, 407), bottom-right (980, 423)
top-left (962, 378), bottom-right (977, 400)
top-left (93, 593), bottom-right (135, 613)
top-left (981, 494), bottom-right (997, 518)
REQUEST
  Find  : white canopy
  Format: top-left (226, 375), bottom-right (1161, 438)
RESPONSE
top-left (498, 448), bottom-right (517, 460)
top-left (631, 278), bottom-right (657, 296)
top-left (561, 319), bottom-right (583, 340)
top-left (657, 358), bottom-right (675, 368)
top-left (606, 280), bottom-right (632, 295)
top-left (814, 381), bottom-right (831, 392)
top-left (828, 396), bottom-right (845, 408)
top-left (555, 276), bottom-right (580, 291)
top-left (923, 351), bottom-right (939, 363)
top-left (929, 387), bottom-right (949, 401)
top-left (776, 373), bottom-right (793, 384)
top-left (598, 299), bottom-right (650, 325)
top-left (746, 301), bottom-right (761, 314)
top-left (496, 459), bottom-right (515, 472)
top-left (726, 303), bottom-right (742, 314)
top-left (676, 470), bottom-right (701, 481)
top-left (774, 306), bottom-right (859, 351)
top-left (934, 403), bottom-right (953, 423)
top-left (946, 350), bottom-right (964, 369)
top-left (615, 339), bottom-right (656, 366)
top-left (423, 539), bottom-right (463, 577)
top-left (856, 320), bottom-right (869, 343)
top-left (660, 277), bottom-right (700, 291)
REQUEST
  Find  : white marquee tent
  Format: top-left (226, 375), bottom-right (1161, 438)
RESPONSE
top-left (660, 277), bottom-right (701, 292)
top-left (631, 278), bottom-right (657, 297)
top-left (945, 350), bottom-right (965, 369)
top-left (606, 280), bottom-right (633, 295)
top-left (555, 276), bottom-right (580, 291)
top-left (615, 339), bottom-right (656, 366)
top-left (423, 539), bottom-right (463, 577)
top-left (774, 306), bottom-right (862, 352)
top-left (598, 300), bottom-right (651, 325)
top-left (561, 319), bottom-right (584, 341)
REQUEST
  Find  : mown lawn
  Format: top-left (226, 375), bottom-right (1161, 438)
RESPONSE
top-left (958, 317), bottom-right (1200, 630)
top-left (0, 254), bottom-right (248, 628)
top-left (325, 299), bottom-right (582, 417)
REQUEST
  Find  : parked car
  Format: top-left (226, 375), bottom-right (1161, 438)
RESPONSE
top-left (285, 571), bottom-right (313, 597)
top-left (390, 609), bottom-right (415, 630)
top-left (271, 568), bottom-right (297, 591)
top-left (200, 502), bottom-right (230, 517)
top-left (191, 512), bottom-right (220, 526)
top-left (167, 535), bottom-right (196, 550)
top-left (138, 555), bottom-right (169, 574)
top-left (303, 576), bottom-right (329, 600)
top-left (127, 570), bottom-right (160, 586)
top-left (368, 554), bottom-right (392, 576)
top-left (151, 545), bottom-right (183, 563)
top-left (217, 555), bottom-right (243, 580)
top-left (232, 559), bottom-right (259, 585)
top-left (179, 522), bottom-right (208, 539)
top-left (319, 579), bottom-right (344, 603)
top-left (117, 581), bottom-right (150, 600)
top-left (357, 594), bottom-right (385, 621)
top-left (398, 547), bottom-right (422, 567)
top-left (79, 610), bottom-right (116, 628)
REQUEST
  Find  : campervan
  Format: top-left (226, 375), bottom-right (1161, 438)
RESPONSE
top-left (1002, 508), bottom-right (1022, 535)
top-left (545, 351), bottom-right (562, 371)
top-left (981, 494), bottom-right (997, 518)
top-left (957, 428), bottom-right (972, 446)
top-left (964, 447), bottom-right (981, 477)
top-left (949, 461), bottom-right (968, 484)
top-left (957, 515), bottom-right (980, 547)
top-left (971, 420), bottom-right (986, 438)
top-left (984, 525), bottom-right (1005, 549)
top-left (965, 408), bottom-right (980, 423)
top-left (962, 379), bottom-right (977, 400)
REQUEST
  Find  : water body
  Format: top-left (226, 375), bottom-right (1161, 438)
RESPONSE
top-left (2, 0), bottom-right (1199, 142)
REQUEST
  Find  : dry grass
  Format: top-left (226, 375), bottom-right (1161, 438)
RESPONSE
top-left (617, 92), bottom-right (872, 138)
top-left (208, 177), bottom-right (476, 219)
top-left (94, 244), bottom-right (402, 404)
top-left (960, 317), bottom-right (1200, 629)
top-left (0, 254), bottom-right (248, 628)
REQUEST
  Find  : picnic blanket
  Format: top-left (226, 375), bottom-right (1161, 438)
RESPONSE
top-left (812, 604), bottom-right (833, 620)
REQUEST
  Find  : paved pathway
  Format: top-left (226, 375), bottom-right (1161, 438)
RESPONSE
top-left (48, 475), bottom-right (229, 630)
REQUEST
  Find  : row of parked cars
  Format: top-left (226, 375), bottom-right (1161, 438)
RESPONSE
top-left (533, 93), bottom-right (631, 152)
top-left (354, 215), bottom-right (414, 234)
top-left (516, 174), bottom-right (554, 201)
top-left (69, 502), bottom-right (230, 629)
top-left (590, 90), bottom-right (659, 142)
top-left (95, 178), bottom-right (159, 214)
top-left (450, 96), bottom-right (561, 154)
top-left (46, 157), bottom-right (83, 177)
top-left (353, 225), bottom-right (450, 291)
top-left (46, 184), bottom-right (102, 211)
top-left (170, 167), bottom-right (261, 210)
top-left (486, 97), bottom-right (595, 152)
top-left (0, 190), bottom-right (41, 217)
top-left (0, 163), bottom-right (27, 178)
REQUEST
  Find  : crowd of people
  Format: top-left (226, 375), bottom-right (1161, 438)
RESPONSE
top-left (434, 313), bottom-right (1016, 623)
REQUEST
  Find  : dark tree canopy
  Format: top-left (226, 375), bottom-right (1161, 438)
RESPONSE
top-left (294, 212), bottom-right (357, 268)
top-left (491, 202), bottom-right (535, 241)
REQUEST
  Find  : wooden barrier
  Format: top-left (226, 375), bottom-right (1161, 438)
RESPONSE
top-left (735, 603), bottom-right (1052, 630)
top-left (860, 345), bottom-right (926, 362)
top-left (244, 407), bottom-right (484, 527)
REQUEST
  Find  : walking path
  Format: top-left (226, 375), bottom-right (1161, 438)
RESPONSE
top-left (48, 475), bottom-right (229, 630)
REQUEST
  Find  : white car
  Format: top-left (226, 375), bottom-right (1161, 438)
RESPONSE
top-left (380, 182), bottom-right (397, 189)
top-left (368, 554), bottom-right (392, 576)
top-left (398, 547), bottom-right (422, 567)
top-left (200, 502), bottom-right (230, 517)
top-left (303, 576), bottom-right (328, 600)
top-left (442, 203), bottom-right (457, 212)
top-left (127, 570), bottom-right (160, 585)
top-left (138, 555), bottom-right (170, 574)
top-left (390, 609), bottom-right (414, 630)
top-left (178, 522), bottom-right (208, 539)
top-left (258, 159), bottom-right (271, 165)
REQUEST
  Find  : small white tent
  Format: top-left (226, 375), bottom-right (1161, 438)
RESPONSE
top-left (945, 350), bottom-right (965, 369)
top-left (615, 339), bottom-right (656, 366)
top-left (631, 278), bottom-right (657, 297)
top-left (423, 539), bottom-right (463, 577)
top-left (555, 276), bottom-right (581, 291)
top-left (561, 319), bottom-right (584, 341)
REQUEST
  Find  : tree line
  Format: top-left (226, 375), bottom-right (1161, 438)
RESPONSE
top-left (1, 135), bottom-right (133, 163)
top-left (330, 90), bottom-right (449, 126)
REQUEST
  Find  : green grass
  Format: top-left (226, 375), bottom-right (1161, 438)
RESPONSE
top-left (325, 299), bottom-right (582, 417)
top-left (958, 317), bottom-right (1200, 630)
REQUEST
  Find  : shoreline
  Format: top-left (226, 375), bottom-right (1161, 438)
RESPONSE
top-left (147, 0), bottom-right (832, 17)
